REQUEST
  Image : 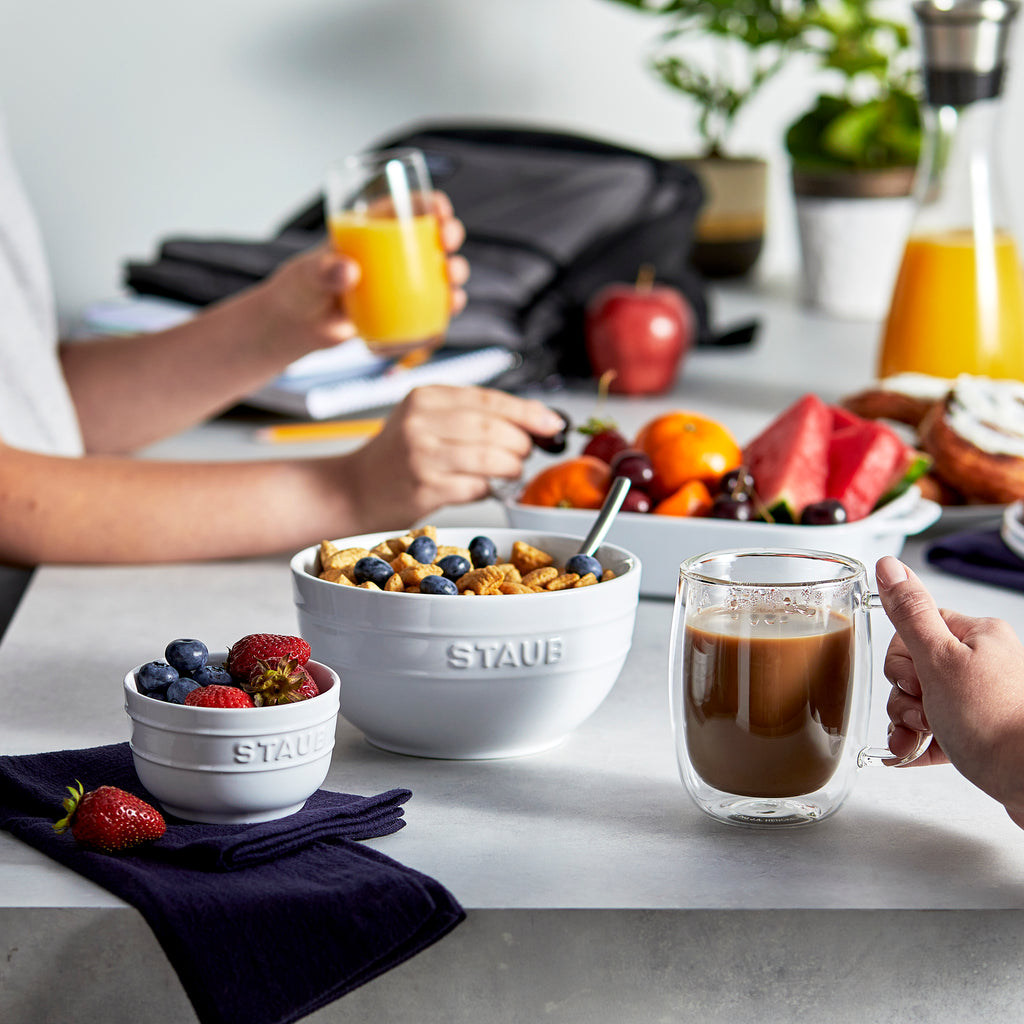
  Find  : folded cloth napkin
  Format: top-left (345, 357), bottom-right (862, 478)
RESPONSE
top-left (0, 742), bottom-right (465, 1024)
top-left (926, 528), bottom-right (1024, 592)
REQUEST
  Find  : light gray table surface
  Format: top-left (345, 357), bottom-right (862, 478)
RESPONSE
top-left (2, 282), bottom-right (1022, 1023)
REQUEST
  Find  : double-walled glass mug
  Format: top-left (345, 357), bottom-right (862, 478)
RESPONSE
top-left (326, 147), bottom-right (450, 357)
top-left (669, 548), bottom-right (930, 828)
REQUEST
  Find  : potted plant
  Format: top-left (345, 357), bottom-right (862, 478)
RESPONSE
top-left (783, 0), bottom-right (923, 318)
top-left (605, 0), bottom-right (808, 278)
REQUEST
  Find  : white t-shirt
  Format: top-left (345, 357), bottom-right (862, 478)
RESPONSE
top-left (0, 118), bottom-right (83, 456)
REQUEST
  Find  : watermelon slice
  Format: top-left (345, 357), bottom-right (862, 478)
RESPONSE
top-left (826, 418), bottom-right (911, 521)
top-left (743, 393), bottom-right (832, 522)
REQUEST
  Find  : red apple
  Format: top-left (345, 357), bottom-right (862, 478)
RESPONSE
top-left (584, 267), bottom-right (694, 395)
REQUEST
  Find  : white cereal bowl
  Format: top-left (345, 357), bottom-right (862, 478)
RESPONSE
top-left (290, 528), bottom-right (642, 759)
top-left (123, 654), bottom-right (340, 824)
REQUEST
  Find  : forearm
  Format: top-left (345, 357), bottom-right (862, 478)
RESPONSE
top-left (60, 285), bottom-right (307, 454)
top-left (0, 446), bottom-right (362, 564)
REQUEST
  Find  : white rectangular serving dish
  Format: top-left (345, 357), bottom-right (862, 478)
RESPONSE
top-left (504, 486), bottom-right (941, 599)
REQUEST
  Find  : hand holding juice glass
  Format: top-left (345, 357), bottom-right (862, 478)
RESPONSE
top-left (326, 148), bottom-right (450, 357)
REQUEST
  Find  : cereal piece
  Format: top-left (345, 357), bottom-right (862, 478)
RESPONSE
top-left (318, 540), bottom-right (340, 572)
top-left (322, 546), bottom-right (371, 572)
top-left (495, 563), bottom-right (522, 584)
top-left (600, 569), bottom-right (616, 582)
top-left (400, 563), bottom-right (443, 587)
top-left (384, 573), bottom-right (405, 592)
top-left (359, 580), bottom-right (381, 590)
top-left (499, 582), bottom-right (535, 595)
top-left (457, 565), bottom-right (505, 595)
top-left (511, 541), bottom-right (555, 575)
top-left (574, 573), bottom-right (599, 588)
top-left (390, 552), bottom-right (420, 573)
top-left (369, 541), bottom-right (395, 560)
top-left (405, 585), bottom-right (421, 594)
top-left (391, 533), bottom-right (417, 554)
top-left (545, 573), bottom-right (580, 591)
top-left (410, 525), bottom-right (437, 542)
top-left (434, 544), bottom-right (472, 564)
top-left (521, 566), bottom-right (558, 588)
top-left (319, 567), bottom-right (355, 586)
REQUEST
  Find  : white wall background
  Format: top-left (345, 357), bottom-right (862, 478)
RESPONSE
top-left (2, 0), bottom-right (1024, 327)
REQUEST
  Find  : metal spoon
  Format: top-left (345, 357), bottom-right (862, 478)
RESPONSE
top-left (577, 475), bottom-right (632, 557)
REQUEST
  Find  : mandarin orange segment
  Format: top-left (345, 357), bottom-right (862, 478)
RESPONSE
top-left (653, 479), bottom-right (714, 517)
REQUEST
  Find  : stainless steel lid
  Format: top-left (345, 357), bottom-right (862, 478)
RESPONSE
top-left (914, 0), bottom-right (1019, 74)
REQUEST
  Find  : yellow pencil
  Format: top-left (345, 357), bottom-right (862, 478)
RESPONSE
top-left (256, 418), bottom-right (385, 444)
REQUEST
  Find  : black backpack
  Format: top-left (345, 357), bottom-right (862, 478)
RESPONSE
top-left (125, 122), bottom-right (738, 389)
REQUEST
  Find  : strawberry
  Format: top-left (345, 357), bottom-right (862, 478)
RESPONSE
top-left (185, 684), bottom-right (256, 708)
top-left (53, 781), bottom-right (166, 852)
top-left (243, 656), bottom-right (319, 706)
top-left (226, 633), bottom-right (311, 680)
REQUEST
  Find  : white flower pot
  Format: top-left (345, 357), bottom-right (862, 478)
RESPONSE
top-left (792, 167), bottom-right (916, 321)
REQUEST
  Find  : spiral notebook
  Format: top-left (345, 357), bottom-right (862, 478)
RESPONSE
top-left (80, 296), bottom-right (520, 420)
top-left (245, 345), bottom-right (521, 419)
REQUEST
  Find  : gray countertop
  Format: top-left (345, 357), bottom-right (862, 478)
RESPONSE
top-left (3, 283), bottom-right (1023, 1024)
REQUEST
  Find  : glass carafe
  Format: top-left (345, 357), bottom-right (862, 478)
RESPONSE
top-left (878, 0), bottom-right (1024, 381)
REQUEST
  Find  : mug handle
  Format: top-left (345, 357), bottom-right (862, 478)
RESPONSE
top-left (857, 593), bottom-right (933, 768)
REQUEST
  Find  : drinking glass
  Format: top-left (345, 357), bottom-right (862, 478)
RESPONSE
top-left (326, 148), bottom-right (450, 356)
top-left (669, 548), bottom-right (930, 828)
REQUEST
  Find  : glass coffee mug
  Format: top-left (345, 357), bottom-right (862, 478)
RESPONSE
top-left (669, 548), bottom-right (930, 828)
top-left (326, 147), bottom-right (450, 357)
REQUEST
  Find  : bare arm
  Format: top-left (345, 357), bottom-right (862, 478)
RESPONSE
top-left (0, 385), bottom-right (564, 565)
top-left (61, 195), bottom-right (468, 455)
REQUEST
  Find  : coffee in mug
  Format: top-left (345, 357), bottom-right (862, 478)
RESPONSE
top-left (670, 548), bottom-right (929, 827)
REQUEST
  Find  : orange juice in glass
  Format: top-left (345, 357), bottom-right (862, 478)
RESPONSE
top-left (326, 148), bottom-right (449, 356)
top-left (879, 228), bottom-right (1024, 380)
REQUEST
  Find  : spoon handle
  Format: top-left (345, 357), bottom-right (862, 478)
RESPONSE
top-left (578, 476), bottom-right (632, 557)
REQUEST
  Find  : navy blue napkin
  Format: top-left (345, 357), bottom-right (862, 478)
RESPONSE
top-left (0, 743), bottom-right (465, 1024)
top-left (926, 528), bottom-right (1024, 592)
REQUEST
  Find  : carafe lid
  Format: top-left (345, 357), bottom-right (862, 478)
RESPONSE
top-left (914, 0), bottom-right (1020, 102)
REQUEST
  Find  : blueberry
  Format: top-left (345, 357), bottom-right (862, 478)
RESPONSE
top-left (166, 677), bottom-right (203, 705)
top-left (566, 553), bottom-right (603, 579)
top-left (406, 535), bottom-right (438, 564)
top-left (469, 535), bottom-right (497, 568)
top-left (437, 554), bottom-right (471, 582)
top-left (136, 660), bottom-right (178, 695)
top-left (145, 690), bottom-right (168, 702)
top-left (354, 556), bottom-right (394, 588)
top-left (193, 663), bottom-right (233, 687)
top-left (420, 575), bottom-right (458, 595)
top-left (164, 639), bottom-right (209, 677)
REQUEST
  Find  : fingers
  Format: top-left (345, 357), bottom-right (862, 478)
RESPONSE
top-left (875, 557), bottom-right (958, 669)
top-left (433, 191), bottom-right (465, 254)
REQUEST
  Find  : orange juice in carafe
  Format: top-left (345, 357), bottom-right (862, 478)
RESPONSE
top-left (879, 0), bottom-right (1024, 381)
top-left (879, 228), bottom-right (1024, 379)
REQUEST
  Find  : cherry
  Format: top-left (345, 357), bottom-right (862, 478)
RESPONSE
top-left (799, 499), bottom-right (848, 526)
top-left (621, 488), bottom-right (652, 513)
top-left (709, 494), bottom-right (756, 521)
top-left (581, 428), bottom-right (630, 464)
top-left (719, 466), bottom-right (755, 496)
top-left (532, 409), bottom-right (571, 454)
top-left (609, 448), bottom-right (655, 490)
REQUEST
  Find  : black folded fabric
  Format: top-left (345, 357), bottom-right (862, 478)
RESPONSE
top-left (926, 528), bottom-right (1024, 592)
top-left (0, 743), bottom-right (465, 1024)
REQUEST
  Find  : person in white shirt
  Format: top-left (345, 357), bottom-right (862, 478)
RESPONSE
top-left (0, 122), bottom-right (564, 570)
